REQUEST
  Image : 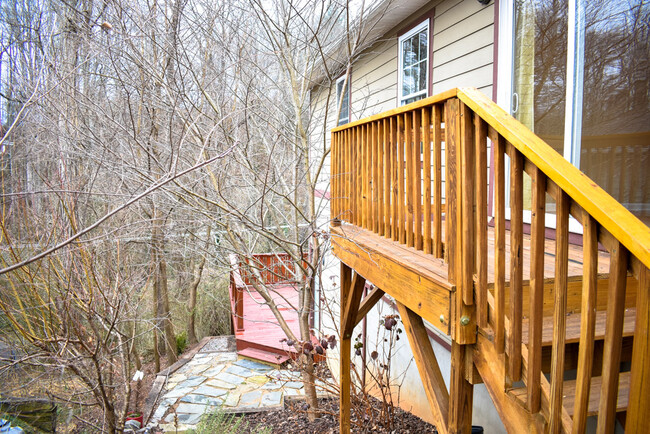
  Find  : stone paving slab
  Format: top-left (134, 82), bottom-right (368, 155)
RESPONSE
top-left (149, 339), bottom-right (333, 433)
top-left (224, 364), bottom-right (256, 377)
top-left (193, 385), bottom-right (228, 397)
top-left (234, 358), bottom-right (274, 372)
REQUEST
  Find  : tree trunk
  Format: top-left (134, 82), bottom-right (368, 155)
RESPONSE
top-left (187, 226), bottom-right (210, 345)
top-left (159, 257), bottom-right (177, 362)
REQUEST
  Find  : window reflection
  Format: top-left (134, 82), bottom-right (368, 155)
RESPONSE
top-left (581, 1), bottom-right (650, 224)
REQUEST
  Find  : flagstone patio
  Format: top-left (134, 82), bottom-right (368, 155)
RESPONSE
top-left (147, 337), bottom-right (331, 432)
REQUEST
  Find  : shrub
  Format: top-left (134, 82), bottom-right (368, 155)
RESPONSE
top-left (176, 332), bottom-right (188, 355)
top-left (190, 410), bottom-right (270, 434)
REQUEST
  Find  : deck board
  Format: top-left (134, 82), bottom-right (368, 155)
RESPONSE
top-left (335, 220), bottom-right (610, 286)
top-left (233, 284), bottom-right (300, 357)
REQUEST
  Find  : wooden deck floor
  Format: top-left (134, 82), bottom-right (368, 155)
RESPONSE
top-left (233, 283), bottom-right (300, 359)
top-left (332, 221), bottom-right (631, 328)
top-left (334, 220), bottom-right (612, 285)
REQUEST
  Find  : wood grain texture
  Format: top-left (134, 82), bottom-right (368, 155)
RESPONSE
top-left (413, 110), bottom-right (423, 251)
top-left (391, 116), bottom-right (398, 241)
top-left (406, 112), bottom-right (414, 248)
top-left (549, 191), bottom-right (569, 434)
top-left (339, 262), bottom-right (352, 434)
top-left (572, 214), bottom-right (598, 434)
top-left (626, 266), bottom-right (650, 432)
top-left (597, 241), bottom-right (628, 434)
top-left (354, 286), bottom-right (385, 327)
top-left (341, 272), bottom-right (366, 339)
top-left (383, 118), bottom-right (391, 237)
top-left (494, 134), bottom-right (506, 354)
top-left (331, 224), bottom-right (453, 334)
top-left (527, 166), bottom-right (546, 414)
top-left (508, 145), bottom-right (523, 382)
top-left (432, 104), bottom-right (443, 258)
top-left (371, 121), bottom-right (377, 232)
top-left (445, 99), bottom-right (459, 280)
top-left (398, 115), bottom-right (406, 244)
top-left (473, 333), bottom-right (545, 433)
top-left (397, 302), bottom-right (450, 434)
top-left (475, 114), bottom-right (488, 328)
top-left (423, 107), bottom-right (432, 254)
top-left (449, 341), bottom-right (474, 434)
top-left (457, 87), bottom-right (650, 270)
top-left (460, 102), bottom-right (475, 306)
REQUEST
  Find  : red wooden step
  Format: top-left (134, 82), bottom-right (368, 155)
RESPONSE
top-left (238, 347), bottom-right (290, 366)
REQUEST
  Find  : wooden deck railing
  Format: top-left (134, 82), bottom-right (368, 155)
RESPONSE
top-left (330, 87), bottom-right (650, 432)
top-left (229, 253), bottom-right (308, 332)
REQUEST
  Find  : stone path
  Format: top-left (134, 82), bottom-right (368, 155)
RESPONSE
top-left (149, 342), bottom-right (331, 432)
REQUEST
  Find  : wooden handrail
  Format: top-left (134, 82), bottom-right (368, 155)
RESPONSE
top-left (457, 87), bottom-right (650, 270)
top-left (331, 87), bottom-right (650, 432)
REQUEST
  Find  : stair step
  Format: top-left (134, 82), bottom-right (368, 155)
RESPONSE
top-left (237, 347), bottom-right (291, 366)
top-left (562, 371), bottom-right (630, 417)
top-left (522, 308), bottom-right (636, 347)
top-left (510, 371), bottom-right (630, 417)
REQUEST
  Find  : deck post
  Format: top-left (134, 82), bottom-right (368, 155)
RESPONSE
top-left (449, 341), bottom-right (474, 434)
top-left (339, 262), bottom-right (353, 434)
top-left (627, 266), bottom-right (650, 432)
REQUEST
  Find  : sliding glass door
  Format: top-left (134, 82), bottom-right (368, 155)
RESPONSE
top-left (509, 0), bottom-right (649, 226)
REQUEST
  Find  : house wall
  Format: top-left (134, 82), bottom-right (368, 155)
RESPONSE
top-left (312, 0), bottom-right (504, 431)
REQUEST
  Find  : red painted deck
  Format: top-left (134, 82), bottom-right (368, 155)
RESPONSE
top-left (232, 283), bottom-right (300, 361)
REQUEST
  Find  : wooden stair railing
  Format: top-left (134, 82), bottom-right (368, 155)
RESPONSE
top-left (331, 87), bottom-right (650, 433)
top-left (228, 252), bottom-right (308, 332)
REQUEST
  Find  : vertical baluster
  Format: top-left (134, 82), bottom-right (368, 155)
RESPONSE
top-left (391, 117), bottom-right (399, 242)
top-left (398, 115), bottom-right (405, 244)
top-left (627, 265), bottom-right (650, 432)
top-left (508, 144), bottom-right (523, 381)
top-left (383, 118), bottom-right (391, 238)
top-left (432, 104), bottom-right (442, 258)
top-left (350, 128), bottom-right (356, 224)
top-left (378, 119), bottom-right (384, 236)
top-left (406, 112), bottom-right (414, 248)
top-left (528, 166), bottom-right (546, 413)
top-left (444, 99), bottom-right (459, 275)
top-left (572, 213), bottom-right (597, 433)
top-left (371, 121), bottom-right (377, 233)
top-left (460, 103), bottom-right (475, 305)
top-left (549, 190), bottom-right (569, 433)
top-left (474, 115), bottom-right (488, 327)
top-left (413, 109), bottom-right (423, 251)
top-left (494, 134), bottom-right (506, 353)
top-left (363, 124), bottom-right (369, 229)
top-left (423, 107), bottom-right (432, 254)
top-left (356, 126), bottom-right (362, 227)
top-left (345, 126), bottom-right (351, 221)
top-left (331, 132), bottom-right (338, 223)
top-left (596, 239), bottom-right (628, 433)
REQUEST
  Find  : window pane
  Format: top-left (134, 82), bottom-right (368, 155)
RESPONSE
top-left (402, 67), bottom-right (414, 97)
top-left (337, 78), bottom-right (349, 126)
top-left (514, 0), bottom-right (568, 152)
top-left (419, 31), bottom-right (427, 60)
top-left (418, 61), bottom-right (426, 92)
top-left (580, 1), bottom-right (650, 225)
top-left (513, 0), bottom-right (568, 213)
top-left (399, 22), bottom-right (429, 105)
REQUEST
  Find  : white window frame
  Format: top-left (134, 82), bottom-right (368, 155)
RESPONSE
top-left (398, 19), bottom-right (430, 106)
top-left (497, 0), bottom-right (585, 234)
top-left (336, 74), bottom-right (350, 126)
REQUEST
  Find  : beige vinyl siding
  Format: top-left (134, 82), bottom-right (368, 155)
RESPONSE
top-left (309, 83), bottom-right (338, 194)
top-left (432, 0), bottom-right (494, 96)
top-left (350, 38), bottom-right (398, 119)
top-left (308, 0), bottom-right (496, 217)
